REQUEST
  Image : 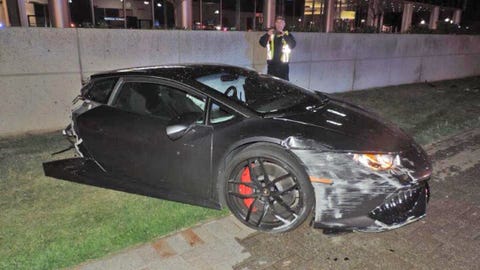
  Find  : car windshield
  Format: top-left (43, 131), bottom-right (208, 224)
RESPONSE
top-left (195, 71), bottom-right (327, 114)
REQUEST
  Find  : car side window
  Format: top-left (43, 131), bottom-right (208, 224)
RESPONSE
top-left (210, 102), bottom-right (235, 124)
top-left (84, 78), bottom-right (118, 103)
top-left (195, 73), bottom-right (247, 102)
top-left (113, 81), bottom-right (206, 123)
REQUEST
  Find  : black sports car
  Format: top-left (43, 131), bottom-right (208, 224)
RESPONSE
top-left (44, 64), bottom-right (431, 233)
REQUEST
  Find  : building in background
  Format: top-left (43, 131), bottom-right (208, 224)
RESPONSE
top-left (0, 0), bottom-right (474, 32)
top-left (300, 0), bottom-right (467, 33)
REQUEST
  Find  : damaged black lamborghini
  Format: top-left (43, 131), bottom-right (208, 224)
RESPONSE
top-left (43, 64), bottom-right (431, 233)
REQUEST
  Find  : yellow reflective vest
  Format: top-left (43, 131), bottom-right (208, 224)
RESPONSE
top-left (266, 34), bottom-right (292, 63)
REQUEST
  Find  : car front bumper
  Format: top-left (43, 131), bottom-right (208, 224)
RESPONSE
top-left (366, 182), bottom-right (429, 230)
top-left (291, 149), bottom-right (431, 232)
top-left (313, 182), bottom-right (430, 232)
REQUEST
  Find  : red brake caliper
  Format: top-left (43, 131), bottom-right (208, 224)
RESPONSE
top-left (239, 165), bottom-right (256, 211)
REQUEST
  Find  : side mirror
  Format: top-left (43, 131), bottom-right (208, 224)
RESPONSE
top-left (166, 124), bottom-right (190, 140)
top-left (165, 111), bottom-right (203, 140)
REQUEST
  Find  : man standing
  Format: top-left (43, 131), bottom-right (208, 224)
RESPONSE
top-left (259, 16), bottom-right (296, 81)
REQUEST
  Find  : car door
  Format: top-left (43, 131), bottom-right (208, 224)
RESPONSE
top-left (76, 77), bottom-right (214, 204)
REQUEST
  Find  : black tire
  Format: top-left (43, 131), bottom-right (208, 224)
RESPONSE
top-left (223, 143), bottom-right (314, 233)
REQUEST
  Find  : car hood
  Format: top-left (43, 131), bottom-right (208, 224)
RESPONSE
top-left (274, 97), bottom-right (413, 153)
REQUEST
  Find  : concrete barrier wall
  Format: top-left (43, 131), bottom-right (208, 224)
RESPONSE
top-left (1, 28), bottom-right (479, 136)
top-left (0, 28), bottom-right (82, 136)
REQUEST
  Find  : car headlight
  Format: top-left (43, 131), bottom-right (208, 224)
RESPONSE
top-left (353, 153), bottom-right (398, 171)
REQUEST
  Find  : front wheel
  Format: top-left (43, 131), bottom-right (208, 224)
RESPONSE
top-left (223, 144), bottom-right (314, 233)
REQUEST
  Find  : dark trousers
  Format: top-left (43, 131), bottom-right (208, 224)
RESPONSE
top-left (267, 63), bottom-right (290, 81)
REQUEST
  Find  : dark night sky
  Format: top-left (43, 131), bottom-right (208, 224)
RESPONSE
top-left (463, 0), bottom-right (480, 26)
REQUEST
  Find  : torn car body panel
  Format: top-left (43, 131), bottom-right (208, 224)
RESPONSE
top-left (74, 105), bottom-right (214, 202)
top-left (43, 158), bottom-right (221, 209)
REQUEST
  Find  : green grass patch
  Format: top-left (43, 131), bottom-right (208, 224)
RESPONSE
top-left (0, 134), bottom-right (228, 270)
top-left (1, 76), bottom-right (479, 269)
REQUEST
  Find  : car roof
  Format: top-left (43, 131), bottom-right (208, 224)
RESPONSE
top-left (90, 64), bottom-right (257, 82)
